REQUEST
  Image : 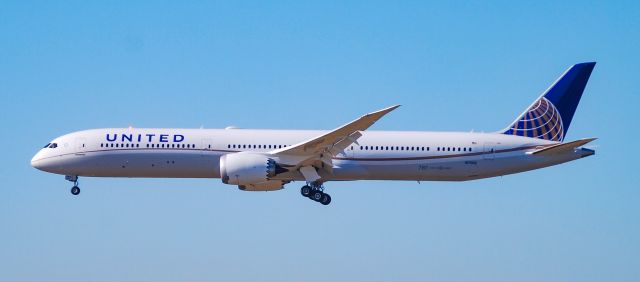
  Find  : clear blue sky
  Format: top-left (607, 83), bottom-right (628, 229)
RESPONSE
top-left (1, 1), bottom-right (638, 281)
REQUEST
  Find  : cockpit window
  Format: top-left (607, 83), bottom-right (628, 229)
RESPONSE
top-left (48, 143), bottom-right (58, 148)
top-left (43, 143), bottom-right (51, 148)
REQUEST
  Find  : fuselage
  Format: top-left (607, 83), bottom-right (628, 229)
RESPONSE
top-left (30, 128), bottom-right (594, 182)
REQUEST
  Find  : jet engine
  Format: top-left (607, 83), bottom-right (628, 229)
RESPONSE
top-left (219, 152), bottom-right (288, 191)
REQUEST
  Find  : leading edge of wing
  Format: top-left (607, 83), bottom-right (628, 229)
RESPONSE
top-left (269, 104), bottom-right (400, 156)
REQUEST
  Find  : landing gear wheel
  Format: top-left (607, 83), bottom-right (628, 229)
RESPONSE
top-left (71, 186), bottom-right (80, 195)
top-left (311, 191), bottom-right (323, 202)
top-left (320, 193), bottom-right (331, 205)
top-left (300, 185), bottom-right (312, 197)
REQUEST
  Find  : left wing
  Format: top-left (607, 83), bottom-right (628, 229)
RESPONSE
top-left (270, 105), bottom-right (400, 156)
top-left (270, 105), bottom-right (400, 181)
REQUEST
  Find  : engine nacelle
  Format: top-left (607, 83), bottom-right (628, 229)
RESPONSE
top-left (219, 152), bottom-right (288, 191)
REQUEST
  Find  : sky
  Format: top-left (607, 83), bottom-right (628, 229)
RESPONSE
top-left (1, 1), bottom-right (639, 281)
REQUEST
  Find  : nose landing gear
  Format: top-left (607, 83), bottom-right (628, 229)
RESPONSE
top-left (65, 175), bottom-right (80, 195)
top-left (300, 182), bottom-right (331, 205)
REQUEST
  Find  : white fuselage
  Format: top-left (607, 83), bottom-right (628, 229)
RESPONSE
top-left (31, 128), bottom-right (593, 182)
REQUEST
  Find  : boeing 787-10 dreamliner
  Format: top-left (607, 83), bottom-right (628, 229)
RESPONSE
top-left (31, 62), bottom-right (597, 205)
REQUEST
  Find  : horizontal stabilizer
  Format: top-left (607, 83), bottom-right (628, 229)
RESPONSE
top-left (529, 138), bottom-right (597, 156)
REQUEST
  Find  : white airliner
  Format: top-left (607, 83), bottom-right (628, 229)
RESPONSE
top-left (32, 62), bottom-right (597, 205)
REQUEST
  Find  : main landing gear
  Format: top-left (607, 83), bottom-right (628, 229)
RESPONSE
top-left (300, 182), bottom-right (331, 205)
top-left (65, 175), bottom-right (80, 195)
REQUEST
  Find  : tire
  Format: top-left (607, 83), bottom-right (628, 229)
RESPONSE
top-left (71, 186), bottom-right (80, 195)
top-left (311, 191), bottom-right (323, 202)
top-left (320, 193), bottom-right (331, 205)
top-left (301, 185), bottom-right (312, 197)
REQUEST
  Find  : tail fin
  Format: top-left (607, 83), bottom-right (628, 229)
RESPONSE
top-left (503, 62), bottom-right (596, 142)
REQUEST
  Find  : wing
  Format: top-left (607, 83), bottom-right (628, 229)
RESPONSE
top-left (528, 138), bottom-right (597, 156)
top-left (270, 105), bottom-right (400, 156)
top-left (270, 105), bottom-right (400, 181)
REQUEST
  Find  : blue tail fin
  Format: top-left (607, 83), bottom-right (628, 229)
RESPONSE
top-left (503, 62), bottom-right (596, 142)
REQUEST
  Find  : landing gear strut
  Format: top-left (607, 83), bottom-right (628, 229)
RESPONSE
top-left (300, 182), bottom-right (331, 205)
top-left (65, 175), bottom-right (80, 195)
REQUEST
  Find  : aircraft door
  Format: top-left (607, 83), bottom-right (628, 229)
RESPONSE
top-left (346, 145), bottom-right (354, 158)
top-left (201, 138), bottom-right (214, 155)
top-left (483, 142), bottom-right (496, 160)
top-left (74, 138), bottom-right (87, 155)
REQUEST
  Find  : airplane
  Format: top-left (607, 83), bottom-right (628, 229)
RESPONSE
top-left (31, 62), bottom-right (597, 205)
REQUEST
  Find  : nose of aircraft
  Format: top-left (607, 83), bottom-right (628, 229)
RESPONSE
top-left (31, 150), bottom-right (45, 170)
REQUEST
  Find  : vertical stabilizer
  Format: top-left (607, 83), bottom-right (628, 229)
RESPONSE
top-left (503, 62), bottom-right (595, 141)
